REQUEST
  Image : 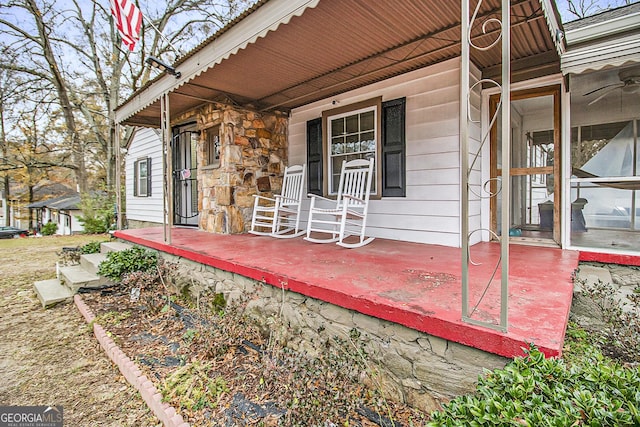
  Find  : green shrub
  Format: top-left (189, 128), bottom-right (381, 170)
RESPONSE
top-left (428, 345), bottom-right (640, 426)
top-left (41, 222), bottom-right (58, 236)
top-left (78, 192), bottom-right (115, 234)
top-left (97, 246), bottom-right (157, 282)
top-left (80, 240), bottom-right (106, 254)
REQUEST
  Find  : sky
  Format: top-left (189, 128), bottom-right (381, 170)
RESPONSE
top-left (554, 0), bottom-right (639, 22)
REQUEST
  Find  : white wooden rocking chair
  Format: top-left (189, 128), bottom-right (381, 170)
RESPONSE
top-left (304, 158), bottom-right (375, 248)
top-left (250, 164), bottom-right (306, 238)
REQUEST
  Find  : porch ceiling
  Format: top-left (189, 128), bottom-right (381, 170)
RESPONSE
top-left (117, 0), bottom-right (560, 127)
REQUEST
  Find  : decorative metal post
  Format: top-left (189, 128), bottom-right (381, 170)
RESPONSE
top-left (114, 122), bottom-right (122, 230)
top-left (460, 0), bottom-right (510, 332)
top-left (161, 93), bottom-right (173, 244)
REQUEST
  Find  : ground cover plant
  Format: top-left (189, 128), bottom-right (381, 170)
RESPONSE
top-left (97, 246), bottom-right (158, 282)
top-left (427, 342), bottom-right (639, 426)
top-left (82, 253), bottom-right (428, 426)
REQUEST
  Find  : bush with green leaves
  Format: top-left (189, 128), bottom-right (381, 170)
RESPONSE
top-left (428, 344), bottom-right (640, 426)
top-left (97, 246), bottom-right (157, 282)
top-left (78, 192), bottom-right (115, 234)
top-left (80, 240), bottom-right (107, 254)
top-left (41, 222), bottom-right (58, 236)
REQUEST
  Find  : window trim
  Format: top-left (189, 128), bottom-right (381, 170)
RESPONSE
top-left (203, 124), bottom-right (221, 168)
top-left (134, 157), bottom-right (152, 197)
top-left (321, 97), bottom-right (382, 198)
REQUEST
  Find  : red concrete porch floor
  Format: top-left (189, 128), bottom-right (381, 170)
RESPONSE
top-left (115, 227), bottom-right (579, 359)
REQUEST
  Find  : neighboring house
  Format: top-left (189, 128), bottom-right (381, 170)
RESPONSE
top-left (9, 182), bottom-right (76, 231)
top-left (114, 0), bottom-right (639, 255)
top-left (0, 188), bottom-right (6, 225)
top-left (27, 193), bottom-right (84, 235)
top-left (125, 127), bottom-right (164, 228)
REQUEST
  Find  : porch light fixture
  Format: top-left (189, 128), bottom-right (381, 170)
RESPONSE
top-left (145, 56), bottom-right (181, 79)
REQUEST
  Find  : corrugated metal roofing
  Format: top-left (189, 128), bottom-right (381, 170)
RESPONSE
top-left (117, 0), bottom-right (559, 127)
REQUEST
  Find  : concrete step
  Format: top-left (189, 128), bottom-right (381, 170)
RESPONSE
top-left (59, 265), bottom-right (111, 292)
top-left (80, 253), bottom-right (107, 275)
top-left (101, 241), bottom-right (133, 254)
top-left (34, 278), bottom-right (74, 308)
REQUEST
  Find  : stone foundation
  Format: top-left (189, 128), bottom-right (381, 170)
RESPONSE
top-left (127, 219), bottom-right (162, 229)
top-left (161, 253), bottom-right (509, 412)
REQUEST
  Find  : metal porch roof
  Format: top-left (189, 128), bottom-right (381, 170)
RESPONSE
top-left (116, 0), bottom-right (561, 127)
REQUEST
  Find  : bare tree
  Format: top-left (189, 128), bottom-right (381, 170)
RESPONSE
top-left (0, 0), bottom-right (254, 195)
top-left (0, 49), bottom-right (48, 225)
top-left (565, 0), bottom-right (635, 19)
top-left (0, 0), bottom-right (87, 191)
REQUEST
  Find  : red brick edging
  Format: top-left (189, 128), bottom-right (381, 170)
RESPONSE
top-left (74, 295), bottom-right (189, 427)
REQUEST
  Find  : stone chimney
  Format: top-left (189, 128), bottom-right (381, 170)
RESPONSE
top-left (196, 104), bottom-right (288, 234)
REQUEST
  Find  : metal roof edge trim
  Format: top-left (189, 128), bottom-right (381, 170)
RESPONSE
top-left (114, 0), bottom-right (321, 125)
top-left (565, 10), bottom-right (640, 45)
top-left (562, 57), bottom-right (640, 75)
top-left (539, 0), bottom-right (565, 55)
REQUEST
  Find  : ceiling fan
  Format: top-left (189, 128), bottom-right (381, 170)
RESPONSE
top-left (583, 68), bottom-right (640, 106)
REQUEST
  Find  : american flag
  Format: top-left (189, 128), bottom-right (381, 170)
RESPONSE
top-left (110, 0), bottom-right (142, 51)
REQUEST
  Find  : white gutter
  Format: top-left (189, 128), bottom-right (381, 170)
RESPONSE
top-left (115, 0), bottom-right (321, 124)
top-left (564, 10), bottom-right (640, 45)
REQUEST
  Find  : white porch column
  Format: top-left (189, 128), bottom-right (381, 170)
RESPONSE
top-left (161, 93), bottom-right (173, 244)
top-left (460, 0), bottom-right (510, 332)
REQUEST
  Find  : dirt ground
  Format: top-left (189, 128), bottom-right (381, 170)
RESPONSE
top-left (0, 235), bottom-right (158, 426)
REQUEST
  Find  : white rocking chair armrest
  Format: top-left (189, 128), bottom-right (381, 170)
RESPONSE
top-left (253, 195), bottom-right (276, 202)
top-left (308, 194), bottom-right (334, 203)
top-left (342, 194), bottom-right (365, 203)
top-left (274, 194), bottom-right (299, 204)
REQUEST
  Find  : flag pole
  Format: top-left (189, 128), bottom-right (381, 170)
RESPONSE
top-left (141, 13), bottom-right (185, 57)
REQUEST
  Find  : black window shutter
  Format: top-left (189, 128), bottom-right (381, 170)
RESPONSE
top-left (146, 157), bottom-right (152, 197)
top-left (306, 118), bottom-right (323, 196)
top-left (381, 98), bottom-right (406, 197)
top-left (133, 160), bottom-right (139, 197)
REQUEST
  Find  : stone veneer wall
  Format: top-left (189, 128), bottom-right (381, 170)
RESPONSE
top-left (191, 104), bottom-right (288, 234)
top-left (162, 253), bottom-right (509, 412)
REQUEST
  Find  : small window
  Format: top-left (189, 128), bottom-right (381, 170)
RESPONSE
top-left (134, 157), bottom-right (152, 197)
top-left (204, 125), bottom-right (221, 167)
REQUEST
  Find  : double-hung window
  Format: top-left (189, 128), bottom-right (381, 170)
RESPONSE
top-left (307, 97), bottom-right (406, 198)
top-left (134, 157), bottom-right (152, 197)
top-left (328, 107), bottom-right (377, 194)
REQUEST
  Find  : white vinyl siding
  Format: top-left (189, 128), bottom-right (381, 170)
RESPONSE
top-left (290, 58), bottom-right (481, 247)
top-left (126, 128), bottom-right (164, 224)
